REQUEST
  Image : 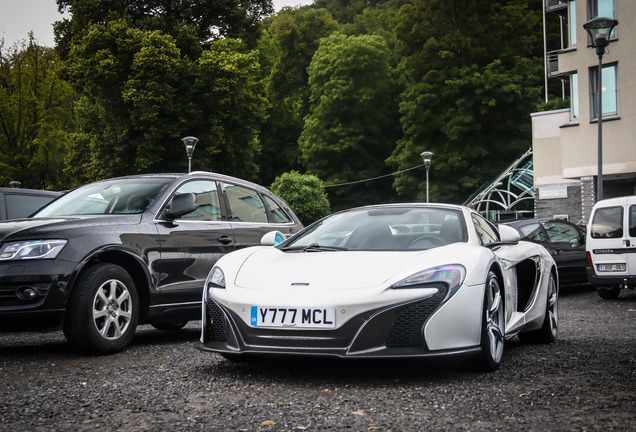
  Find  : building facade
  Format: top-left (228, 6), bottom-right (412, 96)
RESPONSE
top-left (532, 0), bottom-right (636, 224)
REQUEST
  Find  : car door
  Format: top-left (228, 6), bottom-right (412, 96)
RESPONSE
top-left (221, 182), bottom-right (300, 249)
top-left (588, 202), bottom-right (627, 277)
top-left (541, 220), bottom-right (588, 286)
top-left (153, 180), bottom-right (236, 308)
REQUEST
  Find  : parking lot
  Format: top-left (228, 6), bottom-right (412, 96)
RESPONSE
top-left (1, 287), bottom-right (634, 431)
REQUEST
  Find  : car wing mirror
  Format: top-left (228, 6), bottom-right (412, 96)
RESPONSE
top-left (498, 224), bottom-right (521, 242)
top-left (164, 193), bottom-right (198, 220)
top-left (261, 230), bottom-right (286, 246)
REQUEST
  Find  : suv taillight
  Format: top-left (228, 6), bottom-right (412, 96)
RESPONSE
top-left (586, 251), bottom-right (594, 267)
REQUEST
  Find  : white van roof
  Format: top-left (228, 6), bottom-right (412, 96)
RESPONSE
top-left (592, 195), bottom-right (636, 208)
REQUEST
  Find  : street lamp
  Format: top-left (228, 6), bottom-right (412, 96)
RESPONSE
top-left (420, 151), bottom-right (434, 203)
top-left (583, 17), bottom-right (618, 202)
top-left (181, 136), bottom-right (199, 173)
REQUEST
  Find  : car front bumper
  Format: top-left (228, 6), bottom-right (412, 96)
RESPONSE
top-left (196, 289), bottom-right (482, 360)
top-left (0, 259), bottom-right (77, 330)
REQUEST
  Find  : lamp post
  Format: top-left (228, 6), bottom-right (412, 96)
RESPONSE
top-left (420, 151), bottom-right (434, 203)
top-left (583, 17), bottom-right (618, 202)
top-left (181, 136), bottom-right (199, 173)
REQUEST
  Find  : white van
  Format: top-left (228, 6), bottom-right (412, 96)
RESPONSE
top-left (586, 195), bottom-right (636, 299)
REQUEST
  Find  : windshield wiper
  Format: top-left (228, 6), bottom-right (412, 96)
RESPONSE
top-left (282, 243), bottom-right (348, 252)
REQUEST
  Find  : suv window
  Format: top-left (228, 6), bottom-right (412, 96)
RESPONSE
top-left (5, 194), bottom-right (56, 219)
top-left (519, 222), bottom-right (548, 242)
top-left (224, 183), bottom-right (267, 223)
top-left (630, 205), bottom-right (636, 237)
top-left (591, 206), bottom-right (624, 239)
top-left (175, 180), bottom-right (222, 221)
top-left (264, 195), bottom-right (291, 223)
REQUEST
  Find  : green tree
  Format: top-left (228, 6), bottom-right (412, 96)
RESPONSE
top-left (271, 171), bottom-right (331, 225)
top-left (258, 7), bottom-right (340, 185)
top-left (62, 17), bottom-right (268, 185)
top-left (0, 36), bottom-right (74, 189)
top-left (299, 32), bottom-right (399, 210)
top-left (387, 0), bottom-right (544, 203)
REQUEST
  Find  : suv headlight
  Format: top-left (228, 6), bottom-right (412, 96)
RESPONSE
top-left (0, 240), bottom-right (68, 260)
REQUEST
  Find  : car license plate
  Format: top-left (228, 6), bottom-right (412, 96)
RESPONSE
top-left (597, 263), bottom-right (626, 272)
top-left (250, 306), bottom-right (336, 328)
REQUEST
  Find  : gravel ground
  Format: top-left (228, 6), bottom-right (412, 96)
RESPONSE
top-left (1, 287), bottom-right (634, 432)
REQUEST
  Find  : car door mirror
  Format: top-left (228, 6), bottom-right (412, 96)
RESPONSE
top-left (261, 231), bottom-right (286, 246)
top-left (498, 225), bottom-right (521, 242)
top-left (164, 193), bottom-right (198, 220)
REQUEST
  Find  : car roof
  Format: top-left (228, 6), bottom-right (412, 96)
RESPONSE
top-left (81, 171), bottom-right (273, 194)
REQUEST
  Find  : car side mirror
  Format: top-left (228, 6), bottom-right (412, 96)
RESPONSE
top-left (498, 225), bottom-right (521, 242)
top-left (164, 193), bottom-right (198, 220)
top-left (261, 231), bottom-right (286, 246)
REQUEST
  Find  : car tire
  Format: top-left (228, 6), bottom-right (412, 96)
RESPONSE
top-left (64, 263), bottom-right (139, 355)
top-left (597, 285), bottom-right (621, 300)
top-left (519, 273), bottom-right (558, 344)
top-left (152, 321), bottom-right (188, 331)
top-left (477, 271), bottom-right (505, 372)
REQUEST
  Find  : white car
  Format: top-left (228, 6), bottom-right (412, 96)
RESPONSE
top-left (196, 203), bottom-right (558, 371)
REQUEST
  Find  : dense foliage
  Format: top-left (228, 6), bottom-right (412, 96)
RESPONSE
top-left (270, 171), bottom-right (331, 225)
top-left (3, 0), bottom-right (552, 209)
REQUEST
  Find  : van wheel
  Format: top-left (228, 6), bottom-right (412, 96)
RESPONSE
top-left (64, 263), bottom-right (139, 355)
top-left (597, 286), bottom-right (620, 300)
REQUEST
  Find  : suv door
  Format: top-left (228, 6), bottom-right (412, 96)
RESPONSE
top-left (221, 182), bottom-right (299, 248)
top-left (627, 204), bottom-right (636, 276)
top-left (153, 180), bottom-right (235, 315)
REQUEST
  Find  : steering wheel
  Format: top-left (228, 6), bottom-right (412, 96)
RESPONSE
top-left (408, 235), bottom-right (445, 249)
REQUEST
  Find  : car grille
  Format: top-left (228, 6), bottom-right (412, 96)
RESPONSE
top-left (385, 287), bottom-right (448, 348)
top-left (205, 294), bottom-right (226, 342)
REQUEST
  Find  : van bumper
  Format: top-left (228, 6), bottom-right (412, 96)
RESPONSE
top-left (586, 268), bottom-right (636, 287)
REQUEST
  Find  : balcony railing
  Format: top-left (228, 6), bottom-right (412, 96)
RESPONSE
top-left (546, 50), bottom-right (561, 77)
top-left (546, 0), bottom-right (568, 14)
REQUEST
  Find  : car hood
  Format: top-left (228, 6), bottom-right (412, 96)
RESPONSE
top-left (0, 215), bottom-right (143, 242)
top-left (233, 246), bottom-right (453, 291)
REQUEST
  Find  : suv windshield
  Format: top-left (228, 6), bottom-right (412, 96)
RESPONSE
top-left (34, 179), bottom-right (171, 217)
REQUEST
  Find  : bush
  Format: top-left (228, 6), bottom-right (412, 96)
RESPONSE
top-left (271, 171), bottom-right (331, 225)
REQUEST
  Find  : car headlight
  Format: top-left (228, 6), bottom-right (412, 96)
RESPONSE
top-left (0, 239), bottom-right (68, 261)
top-left (391, 264), bottom-right (466, 296)
top-left (206, 266), bottom-right (226, 292)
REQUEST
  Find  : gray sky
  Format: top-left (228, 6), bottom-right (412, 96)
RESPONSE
top-left (0, 0), bottom-right (313, 48)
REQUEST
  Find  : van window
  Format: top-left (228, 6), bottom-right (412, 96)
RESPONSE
top-left (630, 205), bottom-right (636, 237)
top-left (590, 206), bottom-right (623, 239)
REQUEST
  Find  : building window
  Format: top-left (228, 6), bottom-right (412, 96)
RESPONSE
top-left (570, 73), bottom-right (579, 121)
top-left (588, 0), bottom-right (617, 38)
top-left (568, 1), bottom-right (576, 46)
top-left (589, 63), bottom-right (618, 120)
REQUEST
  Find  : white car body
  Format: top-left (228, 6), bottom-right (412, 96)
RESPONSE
top-left (197, 204), bottom-right (558, 370)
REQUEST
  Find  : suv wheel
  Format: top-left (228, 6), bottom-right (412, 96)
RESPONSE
top-left (64, 263), bottom-right (139, 355)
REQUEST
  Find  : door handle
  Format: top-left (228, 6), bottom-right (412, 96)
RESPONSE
top-left (218, 235), bottom-right (233, 245)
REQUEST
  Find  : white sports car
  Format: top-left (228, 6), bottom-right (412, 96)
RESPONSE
top-left (196, 204), bottom-right (558, 370)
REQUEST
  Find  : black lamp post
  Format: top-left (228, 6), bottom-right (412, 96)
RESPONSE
top-left (583, 17), bottom-right (618, 202)
top-left (181, 136), bottom-right (199, 173)
top-left (420, 151), bottom-right (434, 202)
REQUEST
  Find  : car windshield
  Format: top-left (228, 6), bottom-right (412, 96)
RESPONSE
top-left (283, 207), bottom-right (467, 251)
top-left (33, 178), bottom-right (172, 217)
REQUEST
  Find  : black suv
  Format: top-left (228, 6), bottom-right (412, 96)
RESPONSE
top-left (0, 172), bottom-right (303, 354)
top-left (0, 187), bottom-right (62, 220)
